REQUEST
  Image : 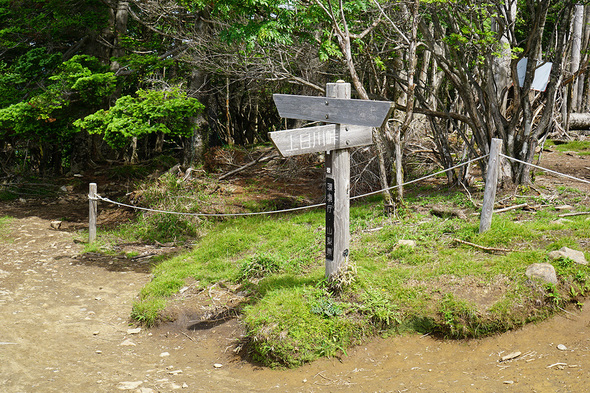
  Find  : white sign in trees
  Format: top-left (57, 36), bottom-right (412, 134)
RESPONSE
top-left (270, 81), bottom-right (392, 279)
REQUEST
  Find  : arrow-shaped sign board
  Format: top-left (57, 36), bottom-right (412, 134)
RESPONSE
top-left (273, 94), bottom-right (393, 128)
top-left (269, 124), bottom-right (373, 157)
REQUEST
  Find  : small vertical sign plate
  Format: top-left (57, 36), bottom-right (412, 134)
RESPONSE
top-left (325, 177), bottom-right (335, 261)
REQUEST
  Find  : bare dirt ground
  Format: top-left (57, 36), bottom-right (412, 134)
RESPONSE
top-left (1, 149), bottom-right (590, 393)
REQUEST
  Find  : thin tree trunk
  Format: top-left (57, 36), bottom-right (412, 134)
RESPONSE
top-left (571, 4), bottom-right (584, 111)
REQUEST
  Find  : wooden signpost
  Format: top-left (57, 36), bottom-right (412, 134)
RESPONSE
top-left (270, 81), bottom-right (392, 278)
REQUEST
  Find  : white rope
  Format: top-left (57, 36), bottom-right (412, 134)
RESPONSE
top-left (93, 194), bottom-right (325, 217)
top-left (350, 155), bottom-right (489, 200)
top-left (500, 153), bottom-right (590, 185)
top-left (91, 155), bottom-right (489, 217)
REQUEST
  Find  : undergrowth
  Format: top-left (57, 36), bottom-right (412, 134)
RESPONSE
top-left (92, 160), bottom-right (590, 368)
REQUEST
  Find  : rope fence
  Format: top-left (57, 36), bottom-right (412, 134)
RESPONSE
top-left (87, 149), bottom-right (590, 241)
top-left (500, 153), bottom-right (590, 185)
top-left (89, 154), bottom-right (489, 218)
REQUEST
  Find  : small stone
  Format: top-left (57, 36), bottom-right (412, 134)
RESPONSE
top-left (526, 263), bottom-right (558, 285)
top-left (50, 221), bottom-right (62, 230)
top-left (127, 327), bottom-right (141, 334)
top-left (503, 380), bottom-right (514, 385)
top-left (95, 296), bottom-right (102, 301)
top-left (160, 352), bottom-right (170, 357)
top-left (182, 383), bottom-right (189, 388)
top-left (96, 350), bottom-right (102, 354)
top-left (557, 344), bottom-right (567, 351)
top-left (213, 363), bottom-right (223, 368)
top-left (117, 381), bottom-right (142, 390)
top-left (398, 240), bottom-right (416, 248)
top-left (168, 369), bottom-right (183, 375)
top-left (93, 331), bottom-right (100, 336)
top-left (501, 351), bottom-right (522, 361)
top-left (120, 339), bottom-right (136, 346)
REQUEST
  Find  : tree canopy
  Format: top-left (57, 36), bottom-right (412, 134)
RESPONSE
top-left (0, 0), bottom-right (588, 189)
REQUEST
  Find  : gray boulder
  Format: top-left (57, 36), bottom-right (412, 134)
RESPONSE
top-left (547, 247), bottom-right (588, 265)
top-left (526, 263), bottom-right (558, 285)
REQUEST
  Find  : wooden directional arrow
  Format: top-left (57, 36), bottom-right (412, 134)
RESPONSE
top-left (268, 124), bottom-right (373, 157)
top-left (273, 94), bottom-right (393, 128)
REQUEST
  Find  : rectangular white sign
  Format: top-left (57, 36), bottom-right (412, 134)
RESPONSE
top-left (268, 124), bottom-right (373, 157)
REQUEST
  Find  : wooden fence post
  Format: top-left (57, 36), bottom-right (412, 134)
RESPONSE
top-left (89, 183), bottom-right (97, 243)
top-left (479, 138), bottom-right (503, 233)
top-left (325, 81), bottom-right (351, 278)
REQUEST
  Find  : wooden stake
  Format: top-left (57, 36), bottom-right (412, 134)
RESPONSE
top-left (89, 183), bottom-right (97, 243)
top-left (479, 138), bottom-right (503, 233)
top-left (325, 81), bottom-right (351, 278)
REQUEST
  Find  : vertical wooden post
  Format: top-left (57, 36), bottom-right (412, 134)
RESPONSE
top-left (479, 138), bottom-right (503, 233)
top-left (89, 183), bottom-right (97, 243)
top-left (325, 81), bottom-right (351, 278)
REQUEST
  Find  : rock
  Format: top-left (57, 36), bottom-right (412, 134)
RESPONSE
top-left (501, 351), bottom-right (521, 361)
top-left (557, 344), bottom-right (568, 351)
top-left (182, 383), bottom-right (189, 388)
top-left (168, 369), bottom-right (183, 375)
top-left (547, 247), bottom-right (588, 265)
top-left (117, 381), bottom-right (143, 390)
top-left (398, 240), bottom-right (416, 248)
top-left (120, 339), bottom-right (136, 346)
top-left (503, 380), bottom-right (514, 384)
top-left (160, 352), bottom-right (170, 357)
top-left (526, 263), bottom-right (558, 285)
top-left (127, 327), bottom-right (142, 334)
top-left (50, 221), bottom-right (62, 230)
top-left (213, 363), bottom-right (223, 368)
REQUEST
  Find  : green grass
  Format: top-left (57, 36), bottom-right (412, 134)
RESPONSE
top-left (0, 216), bottom-right (13, 241)
top-left (113, 170), bottom-right (590, 368)
top-left (548, 140), bottom-right (590, 155)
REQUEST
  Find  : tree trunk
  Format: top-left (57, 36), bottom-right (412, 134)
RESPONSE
top-left (571, 4), bottom-right (584, 112)
top-left (110, 1), bottom-right (129, 71)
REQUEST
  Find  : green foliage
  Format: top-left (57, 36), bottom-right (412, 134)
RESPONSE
top-left (75, 88), bottom-right (204, 148)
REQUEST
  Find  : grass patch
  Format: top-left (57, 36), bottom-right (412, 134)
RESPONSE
top-left (122, 172), bottom-right (590, 367)
top-left (549, 140), bottom-right (590, 155)
top-left (0, 216), bottom-right (13, 241)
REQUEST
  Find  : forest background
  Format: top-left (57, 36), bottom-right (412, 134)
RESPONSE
top-left (1, 0), bottom-right (589, 203)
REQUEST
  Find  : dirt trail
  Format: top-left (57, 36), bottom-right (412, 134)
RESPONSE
top-left (0, 206), bottom-right (589, 393)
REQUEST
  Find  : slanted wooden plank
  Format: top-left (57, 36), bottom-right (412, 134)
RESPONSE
top-left (273, 94), bottom-right (393, 128)
top-left (268, 124), bottom-right (373, 157)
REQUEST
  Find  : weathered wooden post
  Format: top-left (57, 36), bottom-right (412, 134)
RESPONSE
top-left (325, 81), bottom-right (351, 277)
top-left (270, 82), bottom-right (392, 279)
top-left (89, 183), bottom-right (97, 243)
top-left (479, 138), bottom-right (503, 233)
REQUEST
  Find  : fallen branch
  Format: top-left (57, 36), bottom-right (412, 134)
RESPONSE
top-left (453, 238), bottom-right (514, 254)
top-left (494, 203), bottom-right (529, 214)
top-left (471, 203), bottom-right (530, 216)
top-left (558, 211), bottom-right (590, 217)
top-left (218, 153), bottom-right (279, 180)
